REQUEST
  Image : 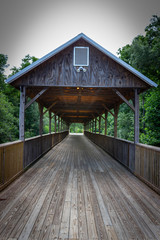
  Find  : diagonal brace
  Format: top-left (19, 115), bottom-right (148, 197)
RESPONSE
top-left (43, 100), bottom-right (58, 115)
top-left (103, 104), bottom-right (115, 117)
top-left (25, 88), bottom-right (48, 110)
top-left (113, 89), bottom-right (135, 112)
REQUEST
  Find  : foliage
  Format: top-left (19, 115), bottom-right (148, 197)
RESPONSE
top-left (10, 54), bottom-right (38, 75)
top-left (25, 101), bottom-right (40, 138)
top-left (0, 16), bottom-right (160, 145)
top-left (106, 113), bottom-right (114, 136)
top-left (0, 54), bottom-right (17, 142)
top-left (0, 91), bottom-right (18, 143)
top-left (140, 87), bottom-right (160, 145)
top-left (10, 55), bottom-right (41, 138)
top-left (0, 54), bottom-right (40, 143)
top-left (0, 54), bottom-right (8, 91)
top-left (117, 103), bottom-right (134, 141)
top-left (0, 54), bottom-right (19, 143)
top-left (70, 123), bottom-right (84, 133)
top-left (118, 15), bottom-right (160, 146)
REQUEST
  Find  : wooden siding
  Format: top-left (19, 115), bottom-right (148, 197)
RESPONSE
top-left (8, 38), bottom-right (150, 125)
top-left (0, 135), bottom-right (159, 239)
top-left (84, 131), bottom-right (135, 172)
top-left (14, 40), bottom-right (148, 89)
top-left (135, 143), bottom-right (160, 193)
top-left (0, 141), bottom-right (24, 187)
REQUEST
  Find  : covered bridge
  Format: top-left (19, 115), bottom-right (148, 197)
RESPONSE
top-left (0, 33), bottom-right (160, 239)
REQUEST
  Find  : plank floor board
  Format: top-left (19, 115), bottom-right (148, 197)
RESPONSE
top-left (0, 135), bottom-right (160, 240)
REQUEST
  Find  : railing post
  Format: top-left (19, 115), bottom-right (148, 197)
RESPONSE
top-left (134, 89), bottom-right (139, 143)
top-left (95, 118), bottom-right (97, 134)
top-left (61, 118), bottom-right (62, 132)
top-left (19, 86), bottom-right (26, 141)
top-left (58, 116), bottom-right (60, 132)
top-left (114, 105), bottom-right (119, 138)
top-left (49, 110), bottom-right (51, 134)
top-left (54, 114), bottom-right (56, 133)
top-left (105, 111), bottom-right (108, 136)
top-left (39, 103), bottom-right (43, 136)
top-left (99, 116), bottom-right (101, 134)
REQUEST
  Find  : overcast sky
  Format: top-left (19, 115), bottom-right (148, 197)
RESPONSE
top-left (0, 0), bottom-right (160, 75)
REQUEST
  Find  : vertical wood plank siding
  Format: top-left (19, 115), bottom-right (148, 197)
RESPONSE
top-left (0, 131), bottom-right (68, 191)
top-left (84, 131), bottom-right (135, 172)
top-left (135, 144), bottom-right (160, 192)
top-left (84, 131), bottom-right (160, 193)
top-left (24, 131), bottom-right (68, 168)
top-left (0, 141), bottom-right (24, 187)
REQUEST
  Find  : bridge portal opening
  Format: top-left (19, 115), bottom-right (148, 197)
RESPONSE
top-left (69, 123), bottom-right (84, 134)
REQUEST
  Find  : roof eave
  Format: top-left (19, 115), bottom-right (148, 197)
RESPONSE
top-left (6, 33), bottom-right (84, 84)
top-left (81, 34), bottom-right (158, 88)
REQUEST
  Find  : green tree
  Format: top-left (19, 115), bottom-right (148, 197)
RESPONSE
top-left (118, 15), bottom-right (160, 146)
top-left (0, 54), bottom-right (19, 143)
top-left (10, 55), bottom-right (40, 138)
top-left (0, 92), bottom-right (18, 143)
top-left (70, 123), bottom-right (84, 133)
top-left (0, 54), bottom-right (8, 91)
top-left (117, 103), bottom-right (134, 141)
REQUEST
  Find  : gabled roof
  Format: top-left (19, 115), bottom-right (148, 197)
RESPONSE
top-left (6, 33), bottom-right (157, 87)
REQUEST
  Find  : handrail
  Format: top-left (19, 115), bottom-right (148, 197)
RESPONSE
top-left (0, 131), bottom-right (69, 191)
top-left (84, 131), bottom-right (160, 193)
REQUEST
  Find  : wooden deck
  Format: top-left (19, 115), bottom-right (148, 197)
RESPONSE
top-left (0, 135), bottom-right (160, 240)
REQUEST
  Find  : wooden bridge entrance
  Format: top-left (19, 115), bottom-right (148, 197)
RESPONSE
top-left (1, 33), bottom-right (159, 239)
top-left (0, 134), bottom-right (160, 240)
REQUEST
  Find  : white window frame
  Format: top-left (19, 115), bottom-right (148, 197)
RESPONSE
top-left (73, 47), bottom-right (89, 66)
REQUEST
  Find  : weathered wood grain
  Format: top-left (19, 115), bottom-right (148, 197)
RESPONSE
top-left (0, 141), bottom-right (23, 188)
top-left (85, 131), bottom-right (135, 172)
top-left (14, 40), bottom-right (148, 89)
top-left (135, 143), bottom-right (160, 193)
top-left (0, 135), bottom-right (160, 240)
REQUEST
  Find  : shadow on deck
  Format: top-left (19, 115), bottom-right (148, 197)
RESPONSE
top-left (0, 135), bottom-right (160, 240)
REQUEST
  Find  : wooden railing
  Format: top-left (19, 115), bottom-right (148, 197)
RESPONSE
top-left (84, 131), bottom-right (160, 193)
top-left (24, 131), bottom-right (68, 168)
top-left (0, 140), bottom-right (24, 187)
top-left (0, 131), bottom-right (68, 190)
top-left (135, 143), bottom-right (160, 193)
top-left (84, 131), bottom-right (135, 172)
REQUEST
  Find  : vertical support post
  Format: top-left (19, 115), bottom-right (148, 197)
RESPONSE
top-left (114, 105), bottom-right (119, 138)
top-left (39, 103), bottom-right (43, 136)
top-left (95, 117), bottom-right (97, 134)
top-left (91, 120), bottom-right (94, 133)
top-left (134, 89), bottom-right (139, 143)
top-left (61, 119), bottom-right (63, 132)
top-left (54, 114), bottom-right (56, 133)
top-left (49, 111), bottom-right (51, 134)
top-left (19, 86), bottom-right (26, 141)
top-left (99, 116), bottom-right (101, 134)
top-left (58, 116), bottom-right (60, 133)
top-left (105, 111), bottom-right (108, 136)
